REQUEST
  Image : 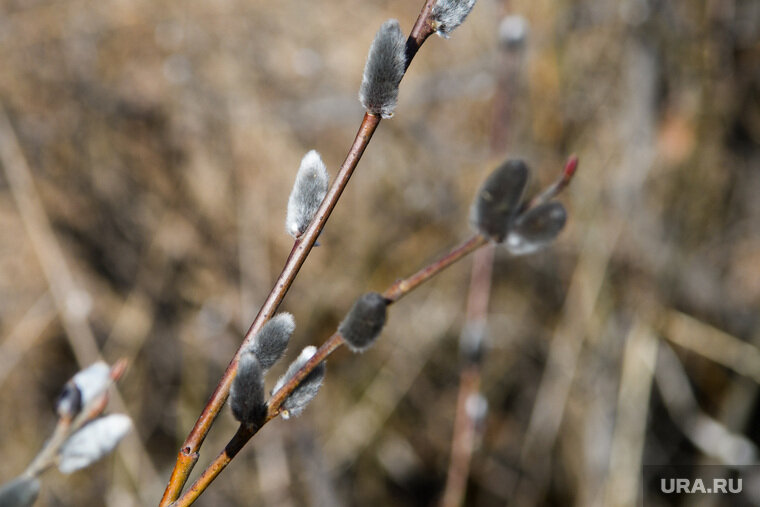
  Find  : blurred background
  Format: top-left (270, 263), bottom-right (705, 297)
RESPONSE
top-left (0, 0), bottom-right (758, 505)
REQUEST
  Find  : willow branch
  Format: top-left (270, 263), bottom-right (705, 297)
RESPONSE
top-left (160, 3), bottom-right (438, 504)
top-left (170, 232), bottom-right (488, 507)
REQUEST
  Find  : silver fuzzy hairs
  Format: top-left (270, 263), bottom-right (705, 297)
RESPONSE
top-left (286, 150), bottom-right (329, 239)
top-left (431, 0), bottom-right (477, 38)
top-left (359, 20), bottom-right (406, 119)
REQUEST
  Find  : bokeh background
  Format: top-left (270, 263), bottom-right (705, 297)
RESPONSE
top-left (1, 0), bottom-right (759, 505)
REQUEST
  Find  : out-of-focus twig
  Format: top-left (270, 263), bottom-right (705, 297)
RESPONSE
top-left (440, 244), bottom-right (494, 507)
top-left (0, 106), bottom-right (159, 504)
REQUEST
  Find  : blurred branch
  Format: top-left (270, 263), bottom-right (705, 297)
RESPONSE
top-left (0, 106), bottom-right (160, 504)
top-left (440, 241), bottom-right (495, 507)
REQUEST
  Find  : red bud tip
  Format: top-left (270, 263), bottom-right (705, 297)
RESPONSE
top-left (562, 155), bottom-right (579, 183)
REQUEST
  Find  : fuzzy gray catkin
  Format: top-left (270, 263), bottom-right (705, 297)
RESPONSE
top-left (230, 352), bottom-right (267, 426)
top-left (505, 201), bottom-right (567, 255)
top-left (0, 477), bottom-right (40, 507)
top-left (470, 159), bottom-right (528, 242)
top-left (272, 346), bottom-right (326, 419)
top-left (250, 312), bottom-right (295, 371)
top-left (359, 20), bottom-right (406, 119)
top-left (431, 0), bottom-right (477, 38)
top-left (55, 362), bottom-right (111, 418)
top-left (338, 292), bottom-right (387, 353)
top-left (286, 150), bottom-right (329, 239)
top-left (58, 414), bottom-right (132, 474)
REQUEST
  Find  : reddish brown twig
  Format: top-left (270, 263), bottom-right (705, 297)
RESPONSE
top-left (440, 364), bottom-right (484, 507)
top-left (440, 245), bottom-right (494, 507)
top-left (160, 4), bottom-right (438, 504)
top-left (525, 155), bottom-right (579, 210)
top-left (383, 235), bottom-right (488, 302)
top-left (170, 233), bottom-right (488, 506)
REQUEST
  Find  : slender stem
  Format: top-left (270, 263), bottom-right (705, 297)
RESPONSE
top-left (169, 426), bottom-right (254, 507)
top-left (440, 244), bottom-right (494, 507)
top-left (525, 155), bottom-right (579, 210)
top-left (406, 0), bottom-right (437, 67)
top-left (440, 365), bottom-right (482, 507)
top-left (266, 334), bottom-right (345, 421)
top-left (383, 234), bottom-right (488, 302)
top-left (171, 232), bottom-right (491, 506)
top-left (24, 417), bottom-right (73, 478)
top-left (161, 3), bottom-right (441, 503)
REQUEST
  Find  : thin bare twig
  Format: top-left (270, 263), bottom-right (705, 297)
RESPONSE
top-left (440, 244), bottom-right (494, 507)
top-left (524, 155), bottom-right (579, 211)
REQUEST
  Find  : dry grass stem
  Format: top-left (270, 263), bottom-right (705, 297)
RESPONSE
top-left (603, 321), bottom-right (658, 507)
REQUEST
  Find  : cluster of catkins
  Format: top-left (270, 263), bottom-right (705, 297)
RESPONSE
top-left (0, 362), bottom-right (132, 507)
top-left (230, 297), bottom-right (387, 426)
top-left (356, 1), bottom-right (478, 119)
top-left (235, 113), bottom-right (397, 425)
top-left (471, 159), bottom-right (567, 254)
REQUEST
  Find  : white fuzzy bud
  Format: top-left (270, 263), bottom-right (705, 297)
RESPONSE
top-left (57, 362), bottom-right (112, 417)
top-left (431, 0), bottom-right (477, 38)
top-left (58, 414), bottom-right (132, 474)
top-left (359, 20), bottom-right (406, 119)
top-left (250, 312), bottom-right (295, 371)
top-left (286, 150), bottom-right (329, 239)
top-left (504, 201), bottom-right (567, 255)
top-left (273, 346), bottom-right (326, 419)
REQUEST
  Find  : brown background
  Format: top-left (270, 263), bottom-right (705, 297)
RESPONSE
top-left (0, 0), bottom-right (758, 505)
